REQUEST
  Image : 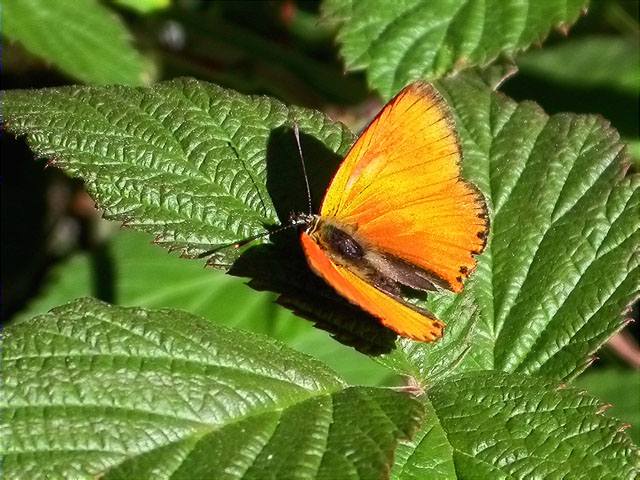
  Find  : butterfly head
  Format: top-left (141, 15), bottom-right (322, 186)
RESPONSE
top-left (289, 212), bottom-right (320, 232)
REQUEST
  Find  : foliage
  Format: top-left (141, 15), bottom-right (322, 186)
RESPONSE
top-left (323, 0), bottom-right (588, 98)
top-left (3, 299), bottom-right (422, 479)
top-left (1, 0), bottom-right (150, 85)
top-left (2, 0), bottom-right (639, 478)
top-left (14, 229), bottom-right (393, 386)
top-left (5, 74), bottom-right (637, 377)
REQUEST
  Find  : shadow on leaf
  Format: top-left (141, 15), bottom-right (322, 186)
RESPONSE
top-left (228, 126), bottom-right (397, 355)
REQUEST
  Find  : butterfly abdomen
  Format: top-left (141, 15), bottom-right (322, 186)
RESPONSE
top-left (308, 217), bottom-right (452, 294)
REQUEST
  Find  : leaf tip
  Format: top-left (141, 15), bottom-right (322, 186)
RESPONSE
top-left (617, 423), bottom-right (632, 432)
top-left (555, 23), bottom-right (571, 36)
top-left (596, 403), bottom-right (613, 415)
top-left (392, 376), bottom-right (425, 397)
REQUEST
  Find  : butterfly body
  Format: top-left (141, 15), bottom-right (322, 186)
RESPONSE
top-left (293, 213), bottom-right (447, 293)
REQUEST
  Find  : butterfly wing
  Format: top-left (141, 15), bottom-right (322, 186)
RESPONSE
top-left (301, 232), bottom-right (444, 341)
top-left (321, 82), bottom-right (488, 293)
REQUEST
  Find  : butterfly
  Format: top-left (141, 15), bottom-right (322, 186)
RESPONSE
top-left (290, 82), bottom-right (488, 342)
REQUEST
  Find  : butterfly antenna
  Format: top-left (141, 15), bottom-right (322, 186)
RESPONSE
top-left (198, 124), bottom-right (310, 263)
top-left (293, 123), bottom-right (313, 215)
top-left (196, 223), bottom-right (296, 260)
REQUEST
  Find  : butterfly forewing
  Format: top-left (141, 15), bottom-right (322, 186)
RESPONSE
top-left (320, 82), bottom-right (488, 292)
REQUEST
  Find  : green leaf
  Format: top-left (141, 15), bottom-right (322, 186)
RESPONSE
top-left (2, 79), bottom-right (400, 354)
top-left (4, 77), bottom-right (638, 375)
top-left (322, 0), bottom-right (588, 97)
top-left (391, 399), bottom-right (455, 480)
top-left (393, 371), bottom-right (640, 479)
top-left (575, 369), bottom-right (640, 444)
top-left (2, 78), bottom-right (353, 264)
top-left (13, 228), bottom-right (395, 386)
top-left (518, 36), bottom-right (640, 95)
top-left (111, 0), bottom-right (170, 14)
top-left (2, 298), bottom-right (423, 479)
top-left (379, 74), bottom-right (639, 382)
top-left (379, 290), bottom-right (483, 385)
top-left (2, 0), bottom-right (150, 85)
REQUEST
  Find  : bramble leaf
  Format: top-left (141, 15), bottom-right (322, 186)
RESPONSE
top-left (392, 371), bottom-right (640, 479)
top-left (322, 0), bottom-right (588, 98)
top-left (3, 78), bottom-right (353, 265)
top-left (2, 0), bottom-right (150, 85)
top-left (2, 298), bottom-right (423, 479)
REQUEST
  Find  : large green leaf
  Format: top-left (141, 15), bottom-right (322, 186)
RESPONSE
top-left (322, 0), bottom-right (588, 97)
top-left (13, 229), bottom-right (394, 386)
top-left (380, 74), bottom-right (639, 381)
top-left (1, 298), bottom-right (423, 479)
top-left (2, 78), bottom-right (353, 263)
top-left (2, 78), bottom-right (401, 353)
top-left (2, 0), bottom-right (150, 85)
top-left (392, 371), bottom-right (640, 479)
top-left (4, 77), bottom-right (638, 376)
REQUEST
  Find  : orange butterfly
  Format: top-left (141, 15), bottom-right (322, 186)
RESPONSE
top-left (291, 82), bottom-right (488, 342)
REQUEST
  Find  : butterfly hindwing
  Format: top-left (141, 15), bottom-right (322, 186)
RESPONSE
top-left (300, 232), bottom-right (445, 342)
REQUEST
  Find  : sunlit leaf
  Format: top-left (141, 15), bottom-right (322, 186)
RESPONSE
top-left (2, 0), bottom-right (150, 85)
top-left (323, 0), bottom-right (588, 97)
top-left (2, 298), bottom-right (423, 479)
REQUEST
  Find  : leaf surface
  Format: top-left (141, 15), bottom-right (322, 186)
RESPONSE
top-left (2, 0), bottom-right (149, 85)
top-left (392, 371), bottom-right (640, 479)
top-left (2, 298), bottom-right (423, 479)
top-left (3, 78), bottom-right (353, 265)
top-left (13, 229), bottom-right (394, 386)
top-left (380, 74), bottom-right (639, 381)
top-left (322, 0), bottom-right (588, 97)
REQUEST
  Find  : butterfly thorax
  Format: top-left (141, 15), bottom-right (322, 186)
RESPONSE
top-left (290, 213), bottom-right (366, 263)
